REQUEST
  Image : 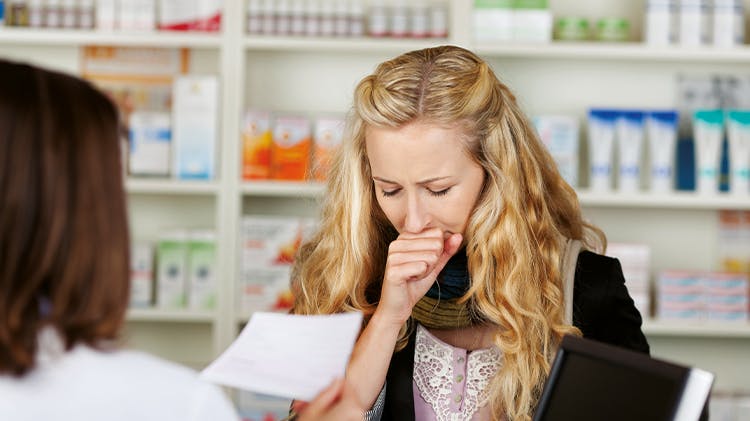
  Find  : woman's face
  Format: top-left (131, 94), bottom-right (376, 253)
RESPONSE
top-left (365, 121), bottom-right (486, 237)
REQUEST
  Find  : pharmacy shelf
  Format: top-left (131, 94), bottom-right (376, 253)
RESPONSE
top-left (474, 41), bottom-right (750, 63)
top-left (126, 308), bottom-right (216, 323)
top-left (241, 180), bottom-right (325, 197)
top-left (642, 320), bottom-right (750, 338)
top-left (577, 190), bottom-right (750, 210)
top-left (244, 35), bottom-right (451, 53)
top-left (125, 178), bottom-right (220, 195)
top-left (0, 28), bottom-right (222, 48)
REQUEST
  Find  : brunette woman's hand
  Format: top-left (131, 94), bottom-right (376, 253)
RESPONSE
top-left (378, 228), bottom-right (463, 325)
top-left (293, 378), bottom-right (364, 421)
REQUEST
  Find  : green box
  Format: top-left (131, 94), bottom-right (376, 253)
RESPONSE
top-left (188, 231), bottom-right (217, 311)
top-left (156, 232), bottom-right (188, 309)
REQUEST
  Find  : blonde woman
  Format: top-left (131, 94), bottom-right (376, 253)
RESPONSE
top-left (292, 46), bottom-right (649, 420)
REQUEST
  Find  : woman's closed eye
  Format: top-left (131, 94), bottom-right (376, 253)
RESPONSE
top-left (428, 187), bottom-right (451, 197)
top-left (379, 186), bottom-right (452, 198)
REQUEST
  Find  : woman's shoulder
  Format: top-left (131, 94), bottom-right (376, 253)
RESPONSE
top-left (574, 250), bottom-right (622, 286)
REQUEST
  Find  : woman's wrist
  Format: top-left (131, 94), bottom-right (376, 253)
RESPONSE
top-left (371, 306), bottom-right (409, 332)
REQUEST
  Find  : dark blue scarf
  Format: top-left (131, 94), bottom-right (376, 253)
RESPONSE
top-left (425, 248), bottom-right (470, 300)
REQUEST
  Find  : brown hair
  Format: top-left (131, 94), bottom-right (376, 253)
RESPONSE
top-left (0, 59), bottom-right (130, 376)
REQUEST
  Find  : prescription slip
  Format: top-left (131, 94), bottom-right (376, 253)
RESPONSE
top-left (200, 312), bottom-right (362, 401)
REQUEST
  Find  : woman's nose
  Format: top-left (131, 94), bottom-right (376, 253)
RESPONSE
top-left (403, 195), bottom-right (430, 233)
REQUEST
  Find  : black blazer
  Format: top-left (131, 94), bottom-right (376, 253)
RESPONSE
top-left (381, 251), bottom-right (651, 420)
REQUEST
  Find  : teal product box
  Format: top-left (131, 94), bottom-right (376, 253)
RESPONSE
top-left (188, 230), bottom-right (217, 311)
top-left (156, 231), bottom-right (189, 309)
top-left (172, 75), bottom-right (218, 180)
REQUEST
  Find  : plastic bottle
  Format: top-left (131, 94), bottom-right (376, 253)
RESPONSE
top-left (78, 0), bottom-right (95, 29)
top-left (305, 0), bottom-right (321, 36)
top-left (430, 2), bottom-right (448, 38)
top-left (390, 0), bottom-right (409, 38)
top-left (348, 0), bottom-right (364, 36)
top-left (333, 0), bottom-right (348, 36)
top-left (319, 0), bottom-right (335, 36)
top-left (368, 0), bottom-right (388, 37)
top-left (27, 0), bottom-right (43, 27)
top-left (247, 0), bottom-right (263, 34)
top-left (410, 1), bottom-right (429, 38)
top-left (44, 0), bottom-right (61, 28)
top-left (290, 0), bottom-right (305, 35)
top-left (61, 0), bottom-right (77, 28)
top-left (260, 0), bottom-right (275, 34)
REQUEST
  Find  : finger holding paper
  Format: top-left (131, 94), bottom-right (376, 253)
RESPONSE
top-left (296, 378), bottom-right (364, 421)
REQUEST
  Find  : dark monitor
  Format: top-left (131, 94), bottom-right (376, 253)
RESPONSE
top-left (533, 335), bottom-right (713, 421)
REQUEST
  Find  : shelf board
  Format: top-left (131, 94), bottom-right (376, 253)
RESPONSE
top-left (0, 28), bottom-right (222, 48)
top-left (125, 178), bottom-right (219, 195)
top-left (475, 41), bottom-right (750, 63)
top-left (642, 320), bottom-right (750, 338)
top-left (241, 180), bottom-right (325, 197)
top-left (126, 308), bottom-right (216, 322)
top-left (244, 35), bottom-right (451, 53)
top-left (577, 190), bottom-right (750, 210)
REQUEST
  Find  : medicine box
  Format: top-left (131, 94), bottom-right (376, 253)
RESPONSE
top-left (188, 230), bottom-right (217, 311)
top-left (129, 243), bottom-right (154, 307)
top-left (156, 231), bottom-right (189, 309)
top-left (312, 116), bottom-right (345, 181)
top-left (172, 75), bottom-right (218, 180)
top-left (128, 111), bottom-right (171, 176)
top-left (242, 110), bottom-right (273, 180)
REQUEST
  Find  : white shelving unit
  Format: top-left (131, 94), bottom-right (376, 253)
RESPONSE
top-left (2, 0), bottom-right (749, 396)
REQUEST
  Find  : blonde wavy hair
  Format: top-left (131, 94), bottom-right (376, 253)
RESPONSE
top-left (292, 45), bottom-right (605, 420)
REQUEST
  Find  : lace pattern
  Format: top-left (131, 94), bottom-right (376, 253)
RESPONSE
top-left (413, 325), bottom-right (502, 420)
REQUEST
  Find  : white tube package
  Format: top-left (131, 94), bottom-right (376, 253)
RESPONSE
top-left (646, 111), bottom-right (679, 193)
top-left (727, 110), bottom-right (750, 195)
top-left (693, 110), bottom-right (724, 194)
top-left (616, 110), bottom-right (645, 192)
top-left (588, 109), bottom-right (618, 191)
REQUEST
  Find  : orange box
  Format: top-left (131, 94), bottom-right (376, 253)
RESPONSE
top-left (271, 116), bottom-right (311, 181)
top-left (312, 116), bottom-right (345, 181)
top-left (242, 110), bottom-right (273, 180)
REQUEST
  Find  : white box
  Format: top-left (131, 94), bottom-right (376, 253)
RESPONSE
top-left (512, 8), bottom-right (552, 42)
top-left (129, 243), bottom-right (154, 307)
top-left (118, 0), bottom-right (155, 31)
top-left (128, 111), bottom-right (171, 176)
top-left (679, 0), bottom-right (710, 45)
top-left (533, 115), bottom-right (579, 187)
top-left (473, 1), bottom-right (513, 42)
top-left (96, 0), bottom-right (117, 29)
top-left (238, 266), bottom-right (293, 315)
top-left (158, 0), bottom-right (222, 31)
top-left (172, 75), bottom-right (218, 180)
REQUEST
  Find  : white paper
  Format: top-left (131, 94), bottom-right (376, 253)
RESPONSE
top-left (200, 311), bottom-right (363, 401)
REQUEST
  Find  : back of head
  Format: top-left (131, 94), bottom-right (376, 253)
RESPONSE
top-left (0, 60), bottom-right (129, 376)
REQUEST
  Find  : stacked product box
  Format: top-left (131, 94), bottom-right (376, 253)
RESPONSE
top-left (606, 243), bottom-right (652, 318)
top-left (657, 270), bottom-right (749, 322)
top-left (473, 0), bottom-right (552, 43)
top-left (154, 230), bottom-right (217, 310)
top-left (239, 216), bottom-right (317, 316)
top-left (718, 210), bottom-right (750, 274)
top-left (241, 110), bottom-right (345, 182)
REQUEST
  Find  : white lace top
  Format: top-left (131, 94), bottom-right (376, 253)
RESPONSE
top-left (413, 324), bottom-right (502, 421)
